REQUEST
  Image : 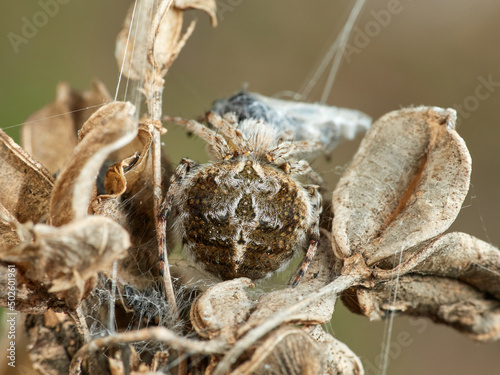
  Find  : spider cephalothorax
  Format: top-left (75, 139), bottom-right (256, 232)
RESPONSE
top-left (162, 92), bottom-right (371, 286)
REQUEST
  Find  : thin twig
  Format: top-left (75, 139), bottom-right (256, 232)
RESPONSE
top-left (69, 307), bottom-right (91, 344)
top-left (69, 326), bottom-right (228, 375)
top-left (145, 0), bottom-right (179, 319)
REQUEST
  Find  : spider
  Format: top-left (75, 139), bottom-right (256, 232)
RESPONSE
top-left (160, 92), bottom-right (370, 287)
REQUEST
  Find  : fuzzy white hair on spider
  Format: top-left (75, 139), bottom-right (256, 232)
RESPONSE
top-left (161, 91), bottom-right (371, 287)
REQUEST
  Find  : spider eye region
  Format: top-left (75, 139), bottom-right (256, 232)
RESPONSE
top-left (179, 160), bottom-right (312, 280)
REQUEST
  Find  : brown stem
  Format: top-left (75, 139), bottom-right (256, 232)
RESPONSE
top-left (68, 307), bottom-right (91, 344)
top-left (151, 119), bottom-right (178, 319)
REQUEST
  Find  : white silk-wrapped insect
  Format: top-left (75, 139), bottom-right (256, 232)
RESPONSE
top-left (212, 91), bottom-right (371, 152)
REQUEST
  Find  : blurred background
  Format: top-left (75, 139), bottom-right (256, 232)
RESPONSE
top-left (1, 1), bottom-right (500, 374)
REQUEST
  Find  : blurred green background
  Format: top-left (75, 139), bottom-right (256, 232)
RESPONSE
top-left (1, 1), bottom-right (500, 374)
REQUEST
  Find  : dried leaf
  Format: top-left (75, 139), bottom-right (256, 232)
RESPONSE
top-left (0, 216), bottom-right (130, 301)
top-left (342, 274), bottom-right (500, 341)
top-left (332, 107), bottom-right (471, 264)
top-left (89, 121), bottom-right (173, 283)
top-left (0, 129), bottom-right (53, 224)
top-left (190, 278), bottom-right (255, 342)
top-left (21, 80), bottom-right (110, 174)
top-left (374, 232), bottom-right (500, 299)
top-left (148, 7), bottom-right (184, 71)
top-left (89, 121), bottom-right (154, 224)
top-left (309, 326), bottom-right (364, 375)
top-left (103, 155), bottom-right (137, 196)
top-left (230, 327), bottom-right (324, 375)
top-left (103, 122), bottom-right (155, 195)
top-left (115, 1), bottom-right (154, 81)
top-left (174, 0), bottom-right (217, 26)
top-left (238, 233), bottom-right (337, 336)
top-left (116, 0), bottom-right (212, 84)
top-left (49, 102), bottom-right (137, 226)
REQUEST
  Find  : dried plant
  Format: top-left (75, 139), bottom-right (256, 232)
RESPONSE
top-left (1, 1), bottom-right (499, 375)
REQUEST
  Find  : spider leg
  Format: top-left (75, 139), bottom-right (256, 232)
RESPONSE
top-left (281, 159), bottom-right (324, 185)
top-left (206, 112), bottom-right (253, 155)
top-left (158, 158), bottom-right (198, 276)
top-left (267, 140), bottom-right (324, 164)
top-left (291, 185), bottom-right (322, 287)
top-left (164, 115), bottom-right (232, 159)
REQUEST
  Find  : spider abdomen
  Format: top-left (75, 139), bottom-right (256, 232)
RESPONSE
top-left (175, 159), bottom-right (313, 280)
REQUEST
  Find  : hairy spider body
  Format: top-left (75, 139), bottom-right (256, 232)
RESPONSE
top-left (161, 92), bottom-right (371, 286)
top-left (173, 158), bottom-right (321, 280)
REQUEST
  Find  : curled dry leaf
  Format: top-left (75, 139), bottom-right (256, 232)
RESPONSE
top-left (0, 215), bottom-right (130, 297)
top-left (0, 129), bottom-right (53, 225)
top-left (332, 107), bottom-right (471, 264)
top-left (49, 102), bottom-right (137, 226)
top-left (190, 278), bottom-right (255, 342)
top-left (105, 122), bottom-right (155, 192)
top-left (147, 5), bottom-right (184, 73)
top-left (116, 0), bottom-right (215, 82)
top-left (374, 232), bottom-right (500, 299)
top-left (174, 0), bottom-right (217, 26)
top-left (238, 232), bottom-right (337, 337)
top-left (1, 113), bottom-right (134, 312)
top-left (230, 327), bottom-right (324, 375)
top-left (21, 80), bottom-right (110, 174)
top-left (342, 274), bottom-right (500, 341)
top-left (308, 325), bottom-right (364, 375)
top-left (89, 120), bottom-right (172, 284)
top-left (89, 121), bottom-right (155, 221)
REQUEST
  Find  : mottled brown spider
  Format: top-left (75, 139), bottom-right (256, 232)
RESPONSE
top-left (160, 92), bottom-right (370, 287)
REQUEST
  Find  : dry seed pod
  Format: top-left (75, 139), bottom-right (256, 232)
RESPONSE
top-left (308, 326), bottom-right (364, 375)
top-left (49, 102), bottom-right (137, 226)
top-left (0, 216), bottom-right (130, 294)
top-left (332, 107), bottom-right (471, 264)
top-left (22, 80), bottom-right (110, 174)
top-left (174, 0), bottom-right (217, 26)
top-left (374, 232), bottom-right (500, 299)
top-left (148, 6), bottom-right (184, 71)
top-left (230, 327), bottom-right (324, 375)
top-left (116, 0), bottom-right (215, 82)
top-left (115, 1), bottom-right (152, 81)
top-left (102, 156), bottom-right (134, 196)
top-left (106, 122), bottom-right (154, 190)
top-left (89, 120), bottom-right (173, 283)
top-left (0, 129), bottom-right (53, 224)
top-left (190, 278), bottom-right (255, 342)
top-left (342, 274), bottom-right (500, 341)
